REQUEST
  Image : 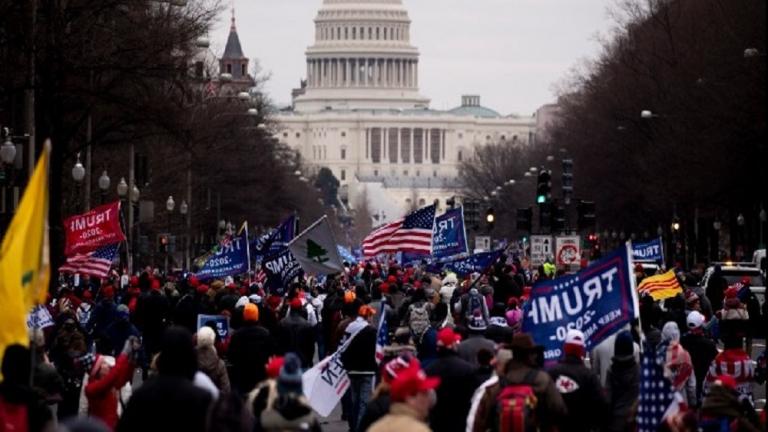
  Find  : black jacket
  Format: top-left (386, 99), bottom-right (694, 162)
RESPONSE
top-left (117, 375), bottom-right (212, 432)
top-left (358, 392), bottom-right (391, 432)
top-left (277, 312), bottom-right (316, 368)
top-left (605, 357), bottom-right (639, 432)
top-left (424, 349), bottom-right (479, 432)
top-left (228, 324), bottom-right (275, 395)
top-left (340, 324), bottom-right (377, 373)
top-left (680, 332), bottom-right (718, 404)
top-left (547, 356), bottom-right (607, 432)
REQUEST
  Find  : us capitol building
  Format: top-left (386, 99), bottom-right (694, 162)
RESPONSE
top-left (271, 0), bottom-right (549, 223)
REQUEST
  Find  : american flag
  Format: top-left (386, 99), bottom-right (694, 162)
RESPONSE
top-left (375, 302), bottom-right (389, 365)
top-left (59, 243), bottom-right (119, 278)
top-left (637, 341), bottom-right (678, 432)
top-left (362, 205), bottom-right (435, 257)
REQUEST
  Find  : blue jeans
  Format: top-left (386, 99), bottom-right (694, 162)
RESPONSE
top-left (347, 374), bottom-right (374, 432)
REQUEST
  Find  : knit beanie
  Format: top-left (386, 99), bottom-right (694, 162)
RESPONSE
top-left (613, 330), bottom-right (634, 360)
top-left (277, 353), bottom-right (303, 396)
top-left (661, 321), bottom-right (680, 343)
top-left (563, 329), bottom-right (586, 358)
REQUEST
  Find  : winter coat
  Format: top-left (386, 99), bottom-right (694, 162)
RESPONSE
top-left (197, 346), bottom-right (230, 395)
top-left (680, 331), bottom-right (718, 406)
top-left (471, 359), bottom-right (568, 432)
top-left (277, 311), bottom-right (316, 367)
top-left (590, 331), bottom-right (640, 387)
top-left (547, 356), bottom-right (607, 432)
top-left (105, 319), bottom-right (141, 357)
top-left (605, 356), bottom-right (639, 432)
top-left (703, 348), bottom-right (755, 404)
top-left (260, 394), bottom-right (322, 432)
top-left (227, 323), bottom-right (275, 395)
top-left (483, 318), bottom-right (514, 345)
top-left (0, 382), bottom-right (53, 432)
top-left (358, 391), bottom-right (391, 432)
top-left (457, 334), bottom-right (496, 368)
top-left (340, 322), bottom-right (377, 374)
top-left (133, 291), bottom-right (170, 356)
top-left (368, 402), bottom-right (432, 432)
top-left (424, 350), bottom-right (479, 432)
top-left (117, 375), bottom-right (212, 432)
top-left (700, 385), bottom-right (762, 432)
top-left (706, 273), bottom-right (728, 311)
top-left (85, 354), bottom-right (135, 430)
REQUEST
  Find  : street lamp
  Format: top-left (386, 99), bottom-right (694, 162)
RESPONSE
top-left (640, 110), bottom-right (659, 119)
top-left (117, 177), bottom-right (128, 198)
top-left (220, 73), bottom-right (233, 82)
top-left (180, 200), bottom-right (188, 215)
top-left (294, 170), bottom-right (302, 177)
top-left (736, 213), bottom-right (745, 226)
top-left (130, 185), bottom-right (140, 203)
top-left (166, 195), bottom-right (176, 212)
top-left (238, 91), bottom-right (251, 102)
top-left (529, 166), bottom-right (538, 172)
top-left (195, 36), bottom-right (210, 49)
top-left (546, 155), bottom-right (555, 162)
top-left (523, 171), bottom-right (532, 177)
top-left (98, 170), bottom-right (110, 203)
top-left (744, 48), bottom-right (765, 58)
top-left (0, 134), bottom-right (16, 165)
top-left (72, 154), bottom-right (85, 182)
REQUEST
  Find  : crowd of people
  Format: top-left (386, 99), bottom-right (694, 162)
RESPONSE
top-left (0, 258), bottom-right (766, 432)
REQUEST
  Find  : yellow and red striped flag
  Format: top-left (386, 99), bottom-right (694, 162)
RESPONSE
top-left (637, 269), bottom-right (682, 301)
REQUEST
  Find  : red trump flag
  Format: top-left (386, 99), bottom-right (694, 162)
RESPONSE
top-left (64, 202), bottom-right (126, 256)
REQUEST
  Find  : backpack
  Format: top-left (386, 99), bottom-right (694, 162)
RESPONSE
top-left (0, 395), bottom-right (28, 432)
top-left (495, 370), bottom-right (538, 432)
top-left (466, 290), bottom-right (486, 325)
top-left (408, 302), bottom-right (430, 340)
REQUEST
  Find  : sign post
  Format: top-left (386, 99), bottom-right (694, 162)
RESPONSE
top-left (530, 235), bottom-right (553, 267)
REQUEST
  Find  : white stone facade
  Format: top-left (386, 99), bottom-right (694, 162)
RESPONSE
top-left (274, 0), bottom-right (538, 223)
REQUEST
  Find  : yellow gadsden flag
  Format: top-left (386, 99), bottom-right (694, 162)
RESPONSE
top-left (0, 141), bottom-right (50, 366)
top-left (637, 269), bottom-right (683, 301)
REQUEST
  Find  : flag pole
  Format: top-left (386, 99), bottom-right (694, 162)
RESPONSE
top-left (243, 221), bottom-right (252, 286)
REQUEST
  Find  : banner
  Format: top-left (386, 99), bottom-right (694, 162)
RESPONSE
top-left (194, 231), bottom-right (249, 281)
top-left (336, 245), bottom-right (357, 264)
top-left (252, 215), bottom-right (297, 260)
top-left (555, 236), bottom-right (581, 266)
top-left (631, 237), bottom-right (664, 262)
top-left (522, 243), bottom-right (638, 366)
top-left (262, 248), bottom-right (304, 296)
top-left (288, 216), bottom-right (344, 276)
top-left (442, 249), bottom-right (504, 277)
top-left (27, 305), bottom-right (54, 330)
top-left (197, 314), bottom-right (230, 339)
top-left (64, 202), bottom-right (126, 256)
top-left (432, 207), bottom-right (468, 258)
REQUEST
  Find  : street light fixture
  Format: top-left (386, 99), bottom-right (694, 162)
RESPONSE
top-left (117, 177), bottom-right (128, 197)
top-left (294, 170), bottom-right (302, 177)
top-left (744, 48), bottom-right (764, 58)
top-left (220, 73), bottom-right (233, 82)
top-left (736, 213), bottom-right (745, 226)
top-left (523, 171), bottom-right (532, 177)
top-left (180, 200), bottom-right (188, 215)
top-left (238, 91), bottom-right (251, 101)
top-left (546, 155), bottom-right (555, 162)
top-left (98, 170), bottom-right (110, 192)
top-left (195, 36), bottom-right (210, 49)
top-left (529, 166), bottom-right (538, 172)
top-left (713, 219), bottom-right (722, 231)
top-left (0, 134), bottom-right (16, 164)
top-left (247, 108), bottom-right (259, 117)
top-left (166, 195), bottom-right (176, 212)
top-left (130, 185), bottom-right (140, 203)
top-left (72, 154), bottom-right (86, 182)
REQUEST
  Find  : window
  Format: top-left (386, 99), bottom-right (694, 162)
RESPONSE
top-left (413, 128), bottom-right (424, 163)
top-left (340, 147), bottom-right (346, 160)
top-left (374, 169), bottom-right (379, 177)
top-left (501, 135), bottom-right (506, 141)
top-left (513, 135), bottom-right (518, 141)
top-left (430, 129), bottom-right (441, 163)
top-left (458, 150), bottom-right (463, 162)
top-left (388, 128), bottom-right (398, 163)
top-left (352, 28), bottom-right (356, 39)
top-left (345, 27), bottom-right (349, 39)
top-left (400, 128), bottom-right (411, 163)
top-left (370, 128), bottom-right (382, 163)
top-left (368, 27), bottom-right (372, 39)
top-left (241, 64), bottom-right (246, 76)
top-left (419, 198), bottom-right (426, 206)
top-left (296, 132), bottom-right (301, 138)
top-left (226, 64), bottom-right (232, 74)
top-left (384, 28), bottom-right (387, 40)
top-left (283, 132), bottom-right (288, 138)
top-left (416, 170), bottom-right (420, 177)
top-left (403, 170), bottom-right (409, 176)
top-left (433, 170), bottom-right (437, 177)
top-left (376, 28), bottom-right (380, 40)
top-left (486, 135), bottom-right (491, 140)
top-left (340, 169), bottom-right (346, 181)
top-left (341, 131), bottom-right (346, 137)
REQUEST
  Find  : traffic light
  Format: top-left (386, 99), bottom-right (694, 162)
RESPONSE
top-left (516, 207), bottom-right (532, 232)
top-left (562, 159), bottom-right (573, 205)
top-left (536, 170), bottom-right (551, 204)
top-left (587, 233), bottom-right (601, 258)
top-left (463, 200), bottom-right (479, 230)
top-left (539, 202), bottom-right (553, 231)
top-left (485, 208), bottom-right (496, 230)
top-left (552, 205), bottom-right (566, 233)
top-left (577, 200), bottom-right (596, 230)
top-left (158, 234), bottom-right (169, 253)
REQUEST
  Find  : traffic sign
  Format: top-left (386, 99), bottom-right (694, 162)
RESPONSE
top-left (555, 235), bottom-right (581, 267)
top-left (530, 235), bottom-right (553, 267)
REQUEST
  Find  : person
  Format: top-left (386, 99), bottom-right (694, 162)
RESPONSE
top-left (483, 303), bottom-right (514, 345)
top-left (472, 333), bottom-right (567, 432)
top-left (424, 327), bottom-right (479, 432)
top-left (117, 327), bottom-right (212, 432)
top-left (736, 277), bottom-right (762, 356)
top-left (104, 305), bottom-right (140, 358)
top-left (546, 329), bottom-right (607, 432)
top-left (276, 297), bottom-right (316, 368)
top-left (456, 314), bottom-right (496, 368)
top-left (84, 337), bottom-right (140, 430)
top-left (466, 347), bottom-right (512, 432)
top-left (340, 304), bottom-right (378, 432)
top-left (196, 326), bottom-right (231, 395)
top-left (605, 331), bottom-right (639, 432)
top-left (358, 354), bottom-right (417, 432)
top-left (368, 361), bottom-right (440, 432)
top-left (0, 345), bottom-right (53, 432)
top-left (259, 353), bottom-right (321, 432)
top-left (702, 320), bottom-right (755, 405)
top-left (228, 302), bottom-right (275, 397)
top-left (590, 323), bottom-right (640, 387)
top-left (700, 375), bottom-right (762, 432)
top-left (705, 265), bottom-right (727, 311)
top-left (679, 311), bottom-right (717, 407)
top-left (660, 321), bottom-right (696, 406)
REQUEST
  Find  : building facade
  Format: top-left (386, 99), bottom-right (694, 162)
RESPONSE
top-left (273, 0), bottom-right (539, 223)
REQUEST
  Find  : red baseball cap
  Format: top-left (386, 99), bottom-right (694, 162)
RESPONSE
top-left (382, 355), bottom-right (419, 384)
top-left (714, 374), bottom-right (737, 390)
top-left (436, 327), bottom-right (462, 348)
top-left (390, 362), bottom-right (440, 402)
top-left (289, 297), bottom-right (303, 310)
top-left (266, 356), bottom-right (285, 379)
top-left (740, 276), bottom-right (751, 285)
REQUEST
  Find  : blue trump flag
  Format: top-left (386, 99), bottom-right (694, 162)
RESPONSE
top-left (194, 231), bottom-right (249, 281)
top-left (631, 237), bottom-right (664, 262)
top-left (252, 215), bottom-right (297, 260)
top-left (432, 207), bottom-right (468, 258)
top-left (262, 248), bottom-right (304, 296)
top-left (442, 249), bottom-right (504, 276)
top-left (337, 245), bottom-right (357, 264)
top-left (522, 243), bottom-right (639, 366)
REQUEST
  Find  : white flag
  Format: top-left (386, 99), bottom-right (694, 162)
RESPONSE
top-left (288, 216), bottom-right (344, 275)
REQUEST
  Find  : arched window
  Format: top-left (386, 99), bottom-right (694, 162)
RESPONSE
top-left (360, 27), bottom-right (365, 39)
top-left (345, 27), bottom-right (349, 39)
top-left (352, 27), bottom-right (356, 39)
top-left (383, 28), bottom-right (387, 40)
top-left (368, 27), bottom-right (372, 39)
top-left (337, 27), bottom-right (340, 40)
top-left (376, 27), bottom-right (380, 40)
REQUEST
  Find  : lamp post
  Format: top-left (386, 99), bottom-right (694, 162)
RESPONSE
top-left (736, 213), bottom-right (745, 260)
top-left (129, 184), bottom-right (140, 272)
top-left (165, 195), bottom-right (175, 275)
top-left (180, 200), bottom-right (189, 270)
top-left (98, 170), bottom-right (110, 204)
top-left (117, 177), bottom-right (128, 270)
top-left (760, 207), bottom-right (766, 248)
top-left (713, 218), bottom-right (722, 261)
top-left (72, 154), bottom-right (86, 211)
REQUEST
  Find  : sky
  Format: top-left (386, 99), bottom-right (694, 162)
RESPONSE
top-left (211, 0), bottom-right (618, 115)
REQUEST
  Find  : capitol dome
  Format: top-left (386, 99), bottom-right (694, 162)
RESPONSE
top-left (293, 0), bottom-right (430, 112)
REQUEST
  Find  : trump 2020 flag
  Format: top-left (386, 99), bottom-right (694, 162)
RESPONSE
top-left (432, 207), bottom-right (468, 259)
top-left (194, 231), bottom-right (249, 280)
top-left (632, 237), bottom-right (664, 262)
top-left (442, 249), bottom-right (504, 276)
top-left (288, 216), bottom-right (344, 276)
top-left (522, 242), bottom-right (639, 366)
top-left (262, 248), bottom-right (304, 296)
top-left (253, 214), bottom-right (297, 260)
